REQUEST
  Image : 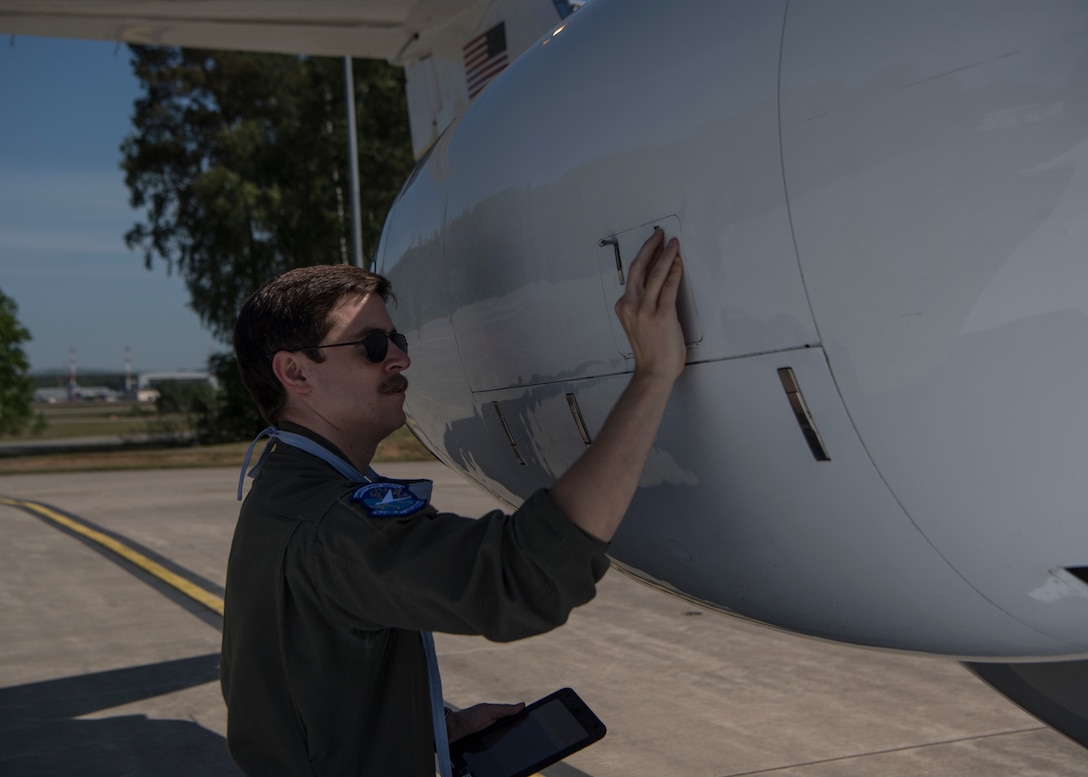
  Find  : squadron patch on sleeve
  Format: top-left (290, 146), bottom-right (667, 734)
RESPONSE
top-left (350, 482), bottom-right (427, 517)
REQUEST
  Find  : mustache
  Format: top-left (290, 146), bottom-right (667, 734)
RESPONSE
top-left (380, 375), bottom-right (408, 394)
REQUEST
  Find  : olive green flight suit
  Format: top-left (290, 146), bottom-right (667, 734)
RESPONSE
top-left (221, 427), bottom-right (610, 775)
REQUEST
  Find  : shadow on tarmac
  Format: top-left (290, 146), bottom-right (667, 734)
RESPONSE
top-left (0, 652), bottom-right (240, 776)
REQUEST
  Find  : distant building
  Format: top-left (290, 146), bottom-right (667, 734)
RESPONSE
top-left (135, 371), bottom-right (218, 402)
top-left (32, 371), bottom-right (217, 403)
top-left (34, 387), bottom-right (69, 404)
top-left (137, 371), bottom-right (218, 390)
top-left (34, 386), bottom-right (121, 403)
top-left (76, 386), bottom-right (123, 401)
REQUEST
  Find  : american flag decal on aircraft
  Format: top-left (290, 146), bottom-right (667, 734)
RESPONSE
top-left (463, 22), bottom-right (508, 99)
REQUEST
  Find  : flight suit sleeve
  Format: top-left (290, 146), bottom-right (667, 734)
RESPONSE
top-left (294, 488), bottom-right (611, 642)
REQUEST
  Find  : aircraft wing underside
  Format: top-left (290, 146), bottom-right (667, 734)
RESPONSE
top-left (0, 0), bottom-right (476, 61)
top-left (0, 0), bottom-right (570, 154)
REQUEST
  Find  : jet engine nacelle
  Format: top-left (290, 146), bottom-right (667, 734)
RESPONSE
top-left (377, 0), bottom-right (1088, 660)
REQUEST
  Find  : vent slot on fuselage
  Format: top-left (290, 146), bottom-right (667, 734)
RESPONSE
top-left (565, 393), bottom-right (593, 448)
top-left (778, 367), bottom-right (831, 462)
top-left (490, 401), bottom-right (526, 466)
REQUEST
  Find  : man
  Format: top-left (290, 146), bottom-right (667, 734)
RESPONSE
top-left (221, 228), bottom-right (685, 774)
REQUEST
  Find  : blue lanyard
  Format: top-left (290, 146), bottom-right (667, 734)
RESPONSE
top-left (238, 426), bottom-right (378, 498)
top-left (424, 630), bottom-right (453, 777)
top-left (237, 426), bottom-right (452, 777)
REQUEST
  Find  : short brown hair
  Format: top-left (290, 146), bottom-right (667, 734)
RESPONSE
top-left (234, 265), bottom-right (394, 424)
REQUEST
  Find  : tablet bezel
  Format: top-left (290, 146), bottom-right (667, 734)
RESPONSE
top-left (449, 687), bottom-right (606, 777)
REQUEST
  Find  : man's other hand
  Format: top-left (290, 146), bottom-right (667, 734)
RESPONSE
top-left (447, 701), bottom-right (526, 743)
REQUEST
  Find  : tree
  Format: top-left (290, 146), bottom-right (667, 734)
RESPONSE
top-left (121, 47), bottom-right (415, 343)
top-left (0, 288), bottom-right (35, 436)
top-left (193, 351), bottom-right (266, 444)
top-left (121, 47), bottom-right (415, 439)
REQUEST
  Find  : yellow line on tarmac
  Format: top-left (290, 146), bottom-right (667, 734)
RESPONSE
top-left (0, 497), bottom-right (224, 617)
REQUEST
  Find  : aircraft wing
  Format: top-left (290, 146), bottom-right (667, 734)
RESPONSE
top-left (0, 0), bottom-right (473, 61)
top-left (0, 0), bottom-right (570, 154)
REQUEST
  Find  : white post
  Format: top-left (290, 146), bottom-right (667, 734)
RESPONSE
top-left (343, 56), bottom-right (365, 268)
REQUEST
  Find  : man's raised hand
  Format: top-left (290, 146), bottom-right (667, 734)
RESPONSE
top-left (613, 228), bottom-right (686, 384)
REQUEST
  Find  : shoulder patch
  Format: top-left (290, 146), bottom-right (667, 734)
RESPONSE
top-left (350, 481), bottom-right (427, 518)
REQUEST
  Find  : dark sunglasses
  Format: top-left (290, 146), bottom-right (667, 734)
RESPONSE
top-left (280, 330), bottom-right (408, 363)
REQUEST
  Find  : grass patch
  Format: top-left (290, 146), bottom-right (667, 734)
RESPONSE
top-left (0, 427), bottom-right (435, 475)
top-left (1, 402), bottom-right (162, 441)
top-left (0, 442), bottom-right (253, 475)
top-left (11, 418), bottom-right (160, 440)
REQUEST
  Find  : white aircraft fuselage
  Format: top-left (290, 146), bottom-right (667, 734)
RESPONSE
top-left (376, 0), bottom-right (1088, 661)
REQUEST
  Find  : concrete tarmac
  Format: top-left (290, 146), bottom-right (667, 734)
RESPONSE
top-left (1, 463), bottom-right (1085, 776)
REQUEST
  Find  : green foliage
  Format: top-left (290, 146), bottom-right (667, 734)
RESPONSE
top-left (122, 47), bottom-right (415, 439)
top-left (147, 378), bottom-right (216, 442)
top-left (0, 289), bottom-right (35, 436)
top-left (193, 352), bottom-right (266, 444)
top-left (154, 379), bottom-right (215, 416)
top-left (147, 357), bottom-right (265, 445)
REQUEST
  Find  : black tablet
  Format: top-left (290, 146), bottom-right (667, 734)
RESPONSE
top-left (449, 687), bottom-right (607, 777)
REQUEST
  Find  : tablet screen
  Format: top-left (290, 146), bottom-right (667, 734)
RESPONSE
top-left (456, 697), bottom-right (590, 777)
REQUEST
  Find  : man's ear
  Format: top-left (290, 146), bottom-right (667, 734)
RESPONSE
top-left (271, 351), bottom-right (313, 398)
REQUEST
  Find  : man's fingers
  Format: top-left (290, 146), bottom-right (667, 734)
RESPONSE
top-left (657, 252), bottom-right (683, 309)
top-left (623, 227), bottom-right (665, 294)
top-left (614, 229), bottom-right (683, 322)
top-left (642, 237), bottom-right (680, 304)
top-left (467, 701), bottom-right (525, 724)
top-left (449, 701), bottom-right (527, 742)
top-left (485, 702), bottom-right (525, 717)
top-left (627, 234), bottom-right (681, 318)
top-left (609, 228), bottom-right (686, 382)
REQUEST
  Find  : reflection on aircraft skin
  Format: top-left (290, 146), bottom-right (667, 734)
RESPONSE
top-left (382, 0), bottom-right (1088, 663)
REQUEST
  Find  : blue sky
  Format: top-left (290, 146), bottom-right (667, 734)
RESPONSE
top-left (0, 35), bottom-right (219, 373)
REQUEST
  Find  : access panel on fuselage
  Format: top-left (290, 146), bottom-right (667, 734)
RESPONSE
top-left (597, 216), bottom-right (703, 357)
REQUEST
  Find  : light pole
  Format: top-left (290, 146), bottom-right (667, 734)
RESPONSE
top-left (344, 56), bottom-right (364, 269)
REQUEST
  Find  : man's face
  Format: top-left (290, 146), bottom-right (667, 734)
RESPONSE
top-left (301, 292), bottom-right (410, 443)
